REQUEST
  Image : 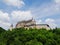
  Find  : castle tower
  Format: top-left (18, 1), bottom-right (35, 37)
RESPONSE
top-left (31, 17), bottom-right (36, 28)
top-left (10, 24), bottom-right (13, 31)
top-left (32, 17), bottom-right (36, 24)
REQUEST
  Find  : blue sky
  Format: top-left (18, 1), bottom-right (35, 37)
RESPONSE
top-left (0, 0), bottom-right (60, 29)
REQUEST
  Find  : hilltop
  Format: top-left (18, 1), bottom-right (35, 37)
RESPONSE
top-left (0, 27), bottom-right (60, 45)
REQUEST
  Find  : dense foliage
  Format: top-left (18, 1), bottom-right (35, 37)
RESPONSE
top-left (0, 27), bottom-right (5, 34)
top-left (0, 28), bottom-right (60, 45)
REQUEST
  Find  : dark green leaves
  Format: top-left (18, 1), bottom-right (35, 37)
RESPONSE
top-left (0, 27), bottom-right (60, 45)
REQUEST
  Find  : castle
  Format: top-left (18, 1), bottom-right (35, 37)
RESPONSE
top-left (16, 18), bottom-right (36, 29)
top-left (10, 18), bottom-right (50, 30)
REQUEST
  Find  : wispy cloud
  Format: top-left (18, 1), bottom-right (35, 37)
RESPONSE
top-left (28, 0), bottom-right (60, 28)
top-left (0, 10), bottom-right (10, 29)
top-left (3, 0), bottom-right (25, 8)
top-left (0, 10), bottom-right (32, 29)
top-left (0, 21), bottom-right (10, 30)
top-left (45, 18), bottom-right (57, 28)
top-left (11, 10), bottom-right (32, 23)
top-left (0, 10), bottom-right (10, 22)
top-left (31, 2), bottom-right (60, 19)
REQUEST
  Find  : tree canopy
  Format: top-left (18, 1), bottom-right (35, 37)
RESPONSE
top-left (0, 27), bottom-right (5, 33)
top-left (0, 28), bottom-right (60, 45)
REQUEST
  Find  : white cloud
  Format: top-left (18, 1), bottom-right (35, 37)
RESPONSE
top-left (0, 10), bottom-right (10, 22)
top-left (0, 10), bottom-right (10, 29)
top-left (31, 4), bottom-right (60, 20)
top-left (0, 20), bottom-right (10, 30)
top-left (36, 20), bottom-right (42, 24)
top-left (54, 0), bottom-right (60, 10)
top-left (45, 18), bottom-right (57, 29)
top-left (11, 10), bottom-right (32, 23)
top-left (0, 20), bottom-right (10, 26)
top-left (30, 0), bottom-right (60, 20)
top-left (29, 0), bottom-right (60, 28)
top-left (4, 0), bottom-right (25, 8)
top-left (54, 0), bottom-right (60, 3)
top-left (45, 18), bottom-right (55, 23)
top-left (0, 10), bottom-right (32, 29)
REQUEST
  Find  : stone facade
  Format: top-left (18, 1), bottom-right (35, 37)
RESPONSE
top-left (15, 18), bottom-right (50, 30)
top-left (36, 24), bottom-right (50, 30)
top-left (16, 18), bottom-right (36, 28)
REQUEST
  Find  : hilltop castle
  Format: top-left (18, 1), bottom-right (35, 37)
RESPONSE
top-left (16, 18), bottom-right (36, 29)
top-left (10, 18), bottom-right (50, 30)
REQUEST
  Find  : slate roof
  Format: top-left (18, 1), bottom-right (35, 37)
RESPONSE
top-left (17, 19), bottom-right (33, 24)
top-left (36, 24), bottom-right (50, 27)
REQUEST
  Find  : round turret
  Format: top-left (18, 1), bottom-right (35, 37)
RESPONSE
top-left (10, 24), bottom-right (13, 31)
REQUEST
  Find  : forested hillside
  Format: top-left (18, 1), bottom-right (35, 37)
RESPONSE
top-left (0, 28), bottom-right (60, 45)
